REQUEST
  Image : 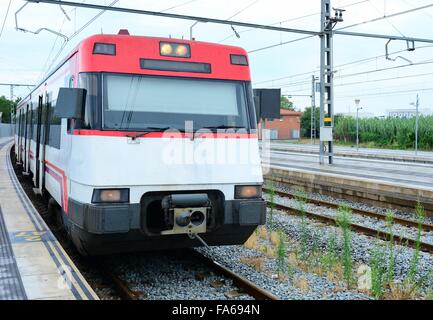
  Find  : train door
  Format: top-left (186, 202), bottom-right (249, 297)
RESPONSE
top-left (24, 105), bottom-right (33, 175)
top-left (40, 93), bottom-right (51, 192)
top-left (17, 109), bottom-right (22, 164)
top-left (23, 105), bottom-right (29, 172)
top-left (35, 96), bottom-right (43, 188)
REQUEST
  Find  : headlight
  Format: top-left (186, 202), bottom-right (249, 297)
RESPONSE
top-left (160, 43), bottom-right (173, 55)
top-left (235, 185), bottom-right (262, 199)
top-left (92, 189), bottom-right (129, 203)
top-left (160, 41), bottom-right (191, 58)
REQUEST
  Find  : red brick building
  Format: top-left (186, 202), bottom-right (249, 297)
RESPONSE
top-left (260, 109), bottom-right (302, 140)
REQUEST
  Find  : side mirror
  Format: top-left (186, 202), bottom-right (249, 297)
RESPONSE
top-left (253, 88), bottom-right (281, 120)
top-left (55, 88), bottom-right (86, 119)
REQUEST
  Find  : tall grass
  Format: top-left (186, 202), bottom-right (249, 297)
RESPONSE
top-left (334, 115), bottom-right (433, 150)
top-left (406, 201), bottom-right (426, 284)
top-left (385, 210), bottom-right (395, 286)
top-left (370, 244), bottom-right (387, 299)
top-left (321, 232), bottom-right (339, 272)
top-left (276, 230), bottom-right (287, 275)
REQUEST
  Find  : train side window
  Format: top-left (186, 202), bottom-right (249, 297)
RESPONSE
top-left (32, 105), bottom-right (37, 141)
top-left (77, 73), bottom-right (100, 130)
top-left (26, 106), bottom-right (32, 139)
top-left (48, 93), bottom-right (61, 149)
top-left (19, 112), bottom-right (24, 137)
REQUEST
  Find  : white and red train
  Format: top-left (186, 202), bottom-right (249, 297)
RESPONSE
top-left (14, 30), bottom-right (265, 255)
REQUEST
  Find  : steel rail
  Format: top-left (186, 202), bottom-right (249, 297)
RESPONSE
top-left (269, 201), bottom-right (433, 254)
top-left (190, 250), bottom-right (279, 300)
top-left (93, 260), bottom-right (142, 300)
top-left (263, 184), bottom-right (433, 233)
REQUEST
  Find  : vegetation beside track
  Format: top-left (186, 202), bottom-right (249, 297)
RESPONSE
top-left (300, 108), bottom-right (433, 151)
top-left (256, 182), bottom-right (433, 300)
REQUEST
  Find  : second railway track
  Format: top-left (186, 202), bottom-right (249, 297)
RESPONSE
top-left (263, 186), bottom-right (433, 254)
top-left (263, 185), bottom-right (433, 233)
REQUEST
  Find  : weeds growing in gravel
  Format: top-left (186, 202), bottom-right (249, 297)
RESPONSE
top-left (371, 202), bottom-right (433, 300)
top-left (337, 204), bottom-right (353, 288)
top-left (406, 201), bottom-right (425, 284)
top-left (287, 261), bottom-right (296, 280)
top-left (295, 189), bottom-right (309, 260)
top-left (369, 244), bottom-right (387, 299)
top-left (385, 210), bottom-right (395, 286)
top-left (321, 232), bottom-right (339, 272)
top-left (426, 288), bottom-right (433, 300)
top-left (276, 230), bottom-right (287, 277)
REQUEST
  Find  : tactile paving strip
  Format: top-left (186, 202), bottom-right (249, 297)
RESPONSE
top-left (0, 205), bottom-right (27, 300)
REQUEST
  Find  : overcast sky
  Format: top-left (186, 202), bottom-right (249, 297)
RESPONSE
top-left (1, 0), bottom-right (433, 116)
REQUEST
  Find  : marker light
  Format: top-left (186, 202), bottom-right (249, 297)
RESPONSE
top-left (230, 54), bottom-right (248, 66)
top-left (235, 185), bottom-right (262, 199)
top-left (92, 189), bottom-right (129, 203)
top-left (93, 43), bottom-right (116, 55)
top-left (160, 42), bottom-right (191, 58)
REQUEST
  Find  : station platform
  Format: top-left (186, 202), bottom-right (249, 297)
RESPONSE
top-left (267, 142), bottom-right (433, 164)
top-left (0, 138), bottom-right (98, 300)
top-left (265, 149), bottom-right (433, 215)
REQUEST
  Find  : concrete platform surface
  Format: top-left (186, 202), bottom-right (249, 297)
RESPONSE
top-left (267, 149), bottom-right (433, 191)
top-left (266, 142), bottom-right (433, 164)
top-left (0, 140), bottom-right (98, 300)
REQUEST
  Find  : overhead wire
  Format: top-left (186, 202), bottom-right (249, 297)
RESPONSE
top-left (40, 1), bottom-right (85, 78)
top-left (0, 0), bottom-right (12, 40)
top-left (253, 43), bottom-right (433, 85)
top-left (335, 86), bottom-right (433, 99)
top-left (220, 0), bottom-right (369, 44)
top-left (248, 2), bottom-right (433, 54)
top-left (41, 0), bottom-right (120, 78)
top-left (42, 0), bottom-right (203, 77)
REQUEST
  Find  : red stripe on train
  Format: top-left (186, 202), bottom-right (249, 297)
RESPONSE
top-left (73, 129), bottom-right (257, 139)
top-left (44, 160), bottom-right (69, 214)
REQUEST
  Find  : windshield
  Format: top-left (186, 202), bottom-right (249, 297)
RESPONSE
top-left (102, 74), bottom-right (250, 131)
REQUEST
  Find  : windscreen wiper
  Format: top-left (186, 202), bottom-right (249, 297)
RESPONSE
top-left (201, 125), bottom-right (247, 130)
top-left (142, 126), bottom-right (171, 131)
top-left (126, 127), bottom-right (171, 140)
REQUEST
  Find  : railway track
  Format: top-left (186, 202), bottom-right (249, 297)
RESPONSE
top-left (93, 260), bottom-right (143, 300)
top-left (190, 250), bottom-right (279, 300)
top-left (263, 187), bottom-right (433, 254)
top-left (93, 250), bottom-right (279, 301)
top-left (263, 183), bottom-right (433, 233)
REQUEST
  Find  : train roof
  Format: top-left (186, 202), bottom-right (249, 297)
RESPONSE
top-left (17, 31), bottom-right (252, 108)
top-left (76, 32), bottom-right (251, 81)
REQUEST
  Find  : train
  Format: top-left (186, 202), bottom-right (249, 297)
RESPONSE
top-left (13, 30), bottom-right (266, 255)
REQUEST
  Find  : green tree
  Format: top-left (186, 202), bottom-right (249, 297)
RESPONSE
top-left (280, 96), bottom-right (294, 110)
top-left (0, 96), bottom-right (13, 123)
top-left (300, 107), bottom-right (320, 138)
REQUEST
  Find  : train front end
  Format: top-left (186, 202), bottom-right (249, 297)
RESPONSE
top-left (64, 33), bottom-right (265, 255)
